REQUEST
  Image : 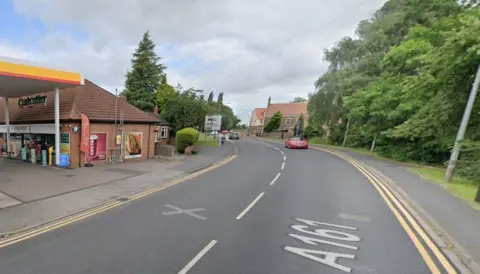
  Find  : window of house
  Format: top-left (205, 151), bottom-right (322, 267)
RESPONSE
top-left (161, 127), bottom-right (168, 139)
top-left (154, 131), bottom-right (161, 142)
top-left (285, 117), bottom-right (292, 125)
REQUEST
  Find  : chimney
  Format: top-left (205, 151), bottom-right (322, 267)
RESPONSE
top-left (267, 96), bottom-right (271, 107)
top-left (153, 105), bottom-right (159, 115)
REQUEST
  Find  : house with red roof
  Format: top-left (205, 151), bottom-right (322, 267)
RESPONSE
top-left (248, 108), bottom-right (266, 136)
top-left (249, 97), bottom-right (309, 138)
top-left (263, 100), bottom-right (308, 137)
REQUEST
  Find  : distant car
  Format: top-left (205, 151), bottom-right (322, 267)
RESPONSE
top-left (285, 136), bottom-right (308, 149)
top-left (229, 132), bottom-right (240, 140)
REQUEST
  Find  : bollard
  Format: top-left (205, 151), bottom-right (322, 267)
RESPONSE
top-left (30, 148), bottom-right (36, 164)
top-left (42, 150), bottom-right (47, 166)
top-left (48, 146), bottom-right (53, 166)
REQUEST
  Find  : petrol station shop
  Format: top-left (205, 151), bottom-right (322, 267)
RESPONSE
top-left (0, 57), bottom-right (169, 168)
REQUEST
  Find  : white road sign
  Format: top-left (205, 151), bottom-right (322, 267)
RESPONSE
top-left (205, 115), bottom-right (222, 131)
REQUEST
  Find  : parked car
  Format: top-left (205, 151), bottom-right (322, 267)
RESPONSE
top-left (229, 132), bottom-right (240, 140)
top-left (285, 136), bottom-right (308, 149)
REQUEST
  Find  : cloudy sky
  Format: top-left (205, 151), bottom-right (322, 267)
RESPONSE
top-left (1, 0), bottom-right (386, 123)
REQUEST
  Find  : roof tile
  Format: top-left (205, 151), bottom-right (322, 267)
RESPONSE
top-left (0, 79), bottom-right (163, 124)
top-left (254, 108), bottom-right (266, 120)
top-left (265, 102), bottom-right (307, 117)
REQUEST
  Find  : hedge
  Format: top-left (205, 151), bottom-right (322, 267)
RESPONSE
top-left (176, 127), bottom-right (200, 153)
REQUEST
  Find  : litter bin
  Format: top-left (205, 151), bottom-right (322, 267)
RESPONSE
top-left (51, 152), bottom-right (56, 166)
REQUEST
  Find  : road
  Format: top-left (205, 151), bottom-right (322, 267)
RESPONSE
top-left (0, 138), bottom-right (457, 273)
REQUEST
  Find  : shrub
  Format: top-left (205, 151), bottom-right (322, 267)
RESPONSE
top-left (303, 125), bottom-right (324, 139)
top-left (176, 127), bottom-right (200, 153)
top-left (265, 111), bottom-right (282, 132)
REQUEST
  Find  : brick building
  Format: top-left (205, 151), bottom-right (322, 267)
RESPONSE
top-left (261, 100), bottom-right (308, 138)
top-left (0, 79), bottom-right (169, 168)
top-left (248, 108), bottom-right (266, 136)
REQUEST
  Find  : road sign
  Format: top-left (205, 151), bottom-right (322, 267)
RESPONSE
top-left (204, 115), bottom-right (222, 131)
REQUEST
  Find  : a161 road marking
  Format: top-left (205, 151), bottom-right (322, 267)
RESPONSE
top-left (284, 218), bottom-right (361, 273)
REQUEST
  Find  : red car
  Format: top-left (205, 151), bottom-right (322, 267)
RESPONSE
top-left (285, 136), bottom-right (308, 149)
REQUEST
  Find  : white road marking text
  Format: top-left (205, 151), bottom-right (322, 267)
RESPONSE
top-left (285, 218), bottom-right (361, 273)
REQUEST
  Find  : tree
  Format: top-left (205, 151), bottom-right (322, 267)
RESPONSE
top-left (297, 113), bottom-right (305, 136)
top-left (156, 74), bottom-right (176, 113)
top-left (217, 92), bottom-right (224, 105)
top-left (124, 31), bottom-right (166, 112)
top-left (307, 0), bottom-right (480, 185)
top-left (207, 91), bottom-right (214, 104)
top-left (291, 97), bottom-right (307, 103)
top-left (264, 111), bottom-right (282, 132)
top-left (161, 89), bottom-right (205, 132)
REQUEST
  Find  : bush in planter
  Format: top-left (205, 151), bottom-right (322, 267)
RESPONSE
top-left (176, 127), bottom-right (200, 153)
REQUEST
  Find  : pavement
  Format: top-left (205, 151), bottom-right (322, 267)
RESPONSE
top-left (0, 137), bottom-right (466, 273)
top-left (0, 143), bottom-right (234, 235)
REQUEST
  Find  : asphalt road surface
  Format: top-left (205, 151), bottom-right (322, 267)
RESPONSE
top-left (0, 138), bottom-right (456, 273)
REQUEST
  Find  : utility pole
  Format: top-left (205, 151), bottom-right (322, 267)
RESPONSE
top-left (445, 64), bottom-right (480, 182)
top-left (342, 118), bottom-right (350, 147)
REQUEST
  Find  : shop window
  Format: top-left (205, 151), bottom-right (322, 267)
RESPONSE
top-left (161, 127), bottom-right (168, 139)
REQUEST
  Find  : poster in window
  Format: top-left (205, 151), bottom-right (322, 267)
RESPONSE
top-left (60, 132), bottom-right (71, 155)
top-left (125, 132), bottom-right (142, 159)
top-left (89, 133), bottom-right (107, 161)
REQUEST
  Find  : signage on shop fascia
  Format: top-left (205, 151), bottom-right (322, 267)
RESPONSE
top-left (12, 125), bottom-right (30, 133)
top-left (18, 95), bottom-right (47, 108)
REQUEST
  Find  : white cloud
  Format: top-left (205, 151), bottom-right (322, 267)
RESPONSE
top-left (6, 0), bottom-right (387, 123)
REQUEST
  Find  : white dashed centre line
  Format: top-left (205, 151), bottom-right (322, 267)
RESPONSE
top-left (236, 192), bottom-right (265, 220)
top-left (281, 162), bottom-right (285, 170)
top-left (283, 155), bottom-right (287, 161)
top-left (270, 173), bottom-right (281, 186)
top-left (280, 150), bottom-right (284, 155)
top-left (178, 240), bottom-right (217, 274)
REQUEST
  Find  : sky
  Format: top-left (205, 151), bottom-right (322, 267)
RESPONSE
top-left (0, 0), bottom-right (387, 123)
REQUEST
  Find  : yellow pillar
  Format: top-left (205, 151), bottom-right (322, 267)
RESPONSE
top-left (48, 146), bottom-right (53, 166)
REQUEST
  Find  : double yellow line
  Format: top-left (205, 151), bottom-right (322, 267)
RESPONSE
top-left (315, 148), bottom-right (457, 274)
top-left (0, 153), bottom-right (237, 249)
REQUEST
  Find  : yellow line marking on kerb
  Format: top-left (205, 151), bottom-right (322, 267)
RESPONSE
top-left (315, 148), bottom-right (457, 274)
top-left (0, 154), bottom-right (237, 249)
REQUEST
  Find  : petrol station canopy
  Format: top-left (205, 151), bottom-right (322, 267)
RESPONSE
top-left (0, 56), bottom-right (84, 97)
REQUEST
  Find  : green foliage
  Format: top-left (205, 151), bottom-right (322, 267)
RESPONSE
top-left (217, 92), bottom-right (224, 105)
top-left (291, 97), bottom-right (307, 103)
top-left (160, 86), bottom-right (239, 132)
top-left (303, 125), bottom-right (324, 139)
top-left (308, 1), bottom-right (480, 181)
top-left (264, 111), bottom-right (282, 132)
top-left (156, 74), bottom-right (176, 113)
top-left (296, 113), bottom-right (305, 136)
top-left (207, 91), bottom-right (214, 104)
top-left (124, 31), bottom-right (166, 112)
top-left (176, 127), bottom-right (200, 153)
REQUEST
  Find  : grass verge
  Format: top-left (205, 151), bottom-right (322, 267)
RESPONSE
top-left (196, 133), bottom-right (219, 147)
top-left (409, 166), bottom-right (480, 209)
